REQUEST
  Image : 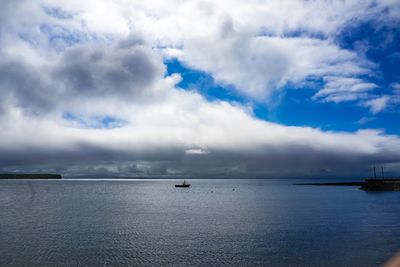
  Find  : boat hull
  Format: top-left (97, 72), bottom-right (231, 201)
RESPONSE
top-left (175, 184), bottom-right (190, 188)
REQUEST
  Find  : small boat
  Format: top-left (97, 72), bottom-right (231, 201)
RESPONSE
top-left (175, 179), bottom-right (190, 188)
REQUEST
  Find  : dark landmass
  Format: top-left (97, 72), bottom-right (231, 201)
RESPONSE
top-left (0, 173), bottom-right (62, 179)
top-left (296, 179), bottom-right (400, 191)
top-left (360, 179), bottom-right (400, 191)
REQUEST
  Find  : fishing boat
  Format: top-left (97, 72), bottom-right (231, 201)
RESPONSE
top-left (175, 179), bottom-right (190, 188)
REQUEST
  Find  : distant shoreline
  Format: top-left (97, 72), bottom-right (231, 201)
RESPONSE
top-left (0, 174), bottom-right (62, 179)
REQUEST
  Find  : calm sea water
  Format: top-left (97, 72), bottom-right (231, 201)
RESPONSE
top-left (0, 178), bottom-right (399, 267)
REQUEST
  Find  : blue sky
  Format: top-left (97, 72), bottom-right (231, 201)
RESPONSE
top-left (0, 0), bottom-right (400, 178)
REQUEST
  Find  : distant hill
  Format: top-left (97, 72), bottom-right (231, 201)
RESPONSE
top-left (0, 173), bottom-right (62, 179)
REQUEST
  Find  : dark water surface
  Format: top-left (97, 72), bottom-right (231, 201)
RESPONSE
top-left (1, 179), bottom-right (399, 266)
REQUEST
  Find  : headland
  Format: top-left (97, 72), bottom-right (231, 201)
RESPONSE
top-left (0, 173), bottom-right (62, 179)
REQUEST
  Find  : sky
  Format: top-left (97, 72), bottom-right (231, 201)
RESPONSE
top-left (0, 0), bottom-right (400, 178)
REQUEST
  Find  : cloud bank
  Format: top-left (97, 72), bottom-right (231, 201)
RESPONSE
top-left (0, 0), bottom-right (399, 178)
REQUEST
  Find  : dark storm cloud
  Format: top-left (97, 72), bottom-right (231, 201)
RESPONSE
top-left (1, 132), bottom-right (400, 178)
top-left (0, 0), bottom-right (21, 25)
top-left (0, 34), bottom-right (165, 116)
top-left (0, 59), bottom-right (57, 114)
top-left (118, 34), bottom-right (146, 49)
top-left (54, 38), bottom-right (164, 99)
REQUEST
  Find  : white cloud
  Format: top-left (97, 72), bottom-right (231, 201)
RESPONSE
top-left (2, 86), bottom-right (400, 177)
top-left (356, 116), bottom-right (376, 125)
top-left (314, 77), bottom-right (377, 103)
top-left (363, 96), bottom-right (391, 113)
top-left (391, 83), bottom-right (400, 93)
top-left (360, 84), bottom-right (400, 113)
top-left (178, 34), bottom-right (374, 100)
top-left (185, 149), bottom-right (210, 155)
top-left (2, 0), bottom-right (396, 103)
top-left (118, 0), bottom-right (395, 104)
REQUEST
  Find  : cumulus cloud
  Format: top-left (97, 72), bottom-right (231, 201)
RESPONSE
top-left (178, 35), bottom-right (374, 99)
top-left (54, 37), bottom-right (165, 99)
top-left (0, 34), bottom-right (172, 117)
top-left (0, 0), bottom-right (399, 177)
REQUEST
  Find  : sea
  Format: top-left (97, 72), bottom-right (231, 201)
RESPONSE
top-left (0, 178), bottom-right (399, 267)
